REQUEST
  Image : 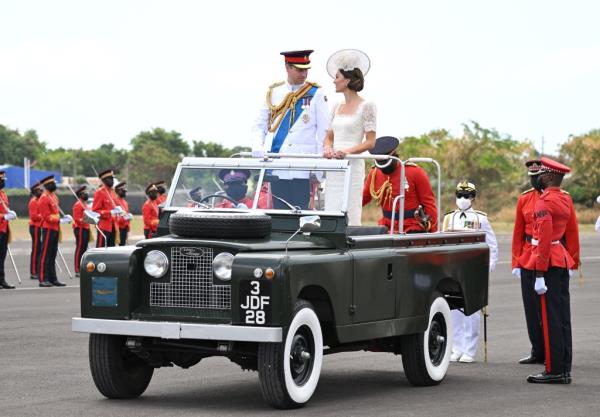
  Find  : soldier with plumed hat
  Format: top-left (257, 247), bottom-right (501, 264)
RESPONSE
top-left (142, 183), bottom-right (160, 239)
top-left (443, 180), bottom-right (498, 363)
top-left (251, 49), bottom-right (329, 209)
top-left (92, 169), bottom-right (123, 247)
top-left (115, 181), bottom-right (133, 246)
top-left (37, 175), bottom-right (71, 287)
top-left (28, 181), bottom-right (44, 280)
top-left (362, 136), bottom-right (438, 233)
top-left (72, 185), bottom-right (91, 277)
top-left (521, 157), bottom-right (580, 384)
top-left (0, 170), bottom-right (17, 289)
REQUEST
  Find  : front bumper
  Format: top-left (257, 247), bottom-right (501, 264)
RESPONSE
top-left (72, 317), bottom-right (282, 342)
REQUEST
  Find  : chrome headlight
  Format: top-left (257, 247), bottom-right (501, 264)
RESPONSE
top-left (213, 252), bottom-right (234, 281)
top-left (144, 250), bottom-right (169, 278)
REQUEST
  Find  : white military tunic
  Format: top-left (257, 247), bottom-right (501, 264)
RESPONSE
top-left (251, 81), bottom-right (329, 180)
top-left (443, 206), bottom-right (498, 360)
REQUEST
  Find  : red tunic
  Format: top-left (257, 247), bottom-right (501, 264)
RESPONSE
top-left (115, 197), bottom-right (130, 231)
top-left (157, 194), bottom-right (167, 205)
top-left (72, 200), bottom-right (90, 230)
top-left (38, 191), bottom-right (60, 231)
top-left (522, 187), bottom-right (579, 272)
top-left (28, 197), bottom-right (43, 227)
top-left (362, 164), bottom-right (438, 232)
top-left (142, 199), bottom-right (159, 232)
top-left (511, 189), bottom-right (540, 268)
top-left (92, 185), bottom-right (118, 233)
top-left (215, 197), bottom-right (254, 209)
top-left (0, 191), bottom-right (10, 233)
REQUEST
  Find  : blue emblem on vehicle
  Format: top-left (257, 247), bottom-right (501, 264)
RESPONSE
top-left (92, 277), bottom-right (118, 307)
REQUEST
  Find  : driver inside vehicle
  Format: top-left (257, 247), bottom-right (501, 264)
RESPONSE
top-left (215, 169), bottom-right (254, 209)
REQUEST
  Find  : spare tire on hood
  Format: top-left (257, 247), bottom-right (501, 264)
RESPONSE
top-left (169, 210), bottom-right (272, 239)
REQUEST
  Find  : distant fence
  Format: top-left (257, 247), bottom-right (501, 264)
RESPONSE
top-left (7, 192), bottom-right (148, 217)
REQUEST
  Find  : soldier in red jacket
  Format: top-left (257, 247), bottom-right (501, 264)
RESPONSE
top-left (72, 185), bottom-right (90, 277)
top-left (0, 170), bottom-right (17, 289)
top-left (143, 184), bottom-right (160, 239)
top-left (38, 175), bottom-right (71, 287)
top-left (362, 136), bottom-right (438, 233)
top-left (524, 158), bottom-right (579, 385)
top-left (154, 180), bottom-right (168, 205)
top-left (115, 181), bottom-right (133, 246)
top-left (92, 169), bottom-right (123, 247)
top-left (28, 181), bottom-right (44, 280)
top-left (215, 169), bottom-right (254, 209)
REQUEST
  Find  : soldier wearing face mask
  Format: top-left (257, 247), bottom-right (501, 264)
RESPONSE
top-left (362, 136), bottom-right (438, 233)
top-left (216, 170), bottom-right (254, 209)
top-left (114, 182), bottom-right (133, 246)
top-left (143, 184), bottom-right (160, 239)
top-left (443, 180), bottom-right (498, 363)
top-left (92, 169), bottom-right (123, 247)
top-left (28, 182), bottom-right (44, 281)
top-left (0, 170), bottom-right (18, 289)
top-left (72, 185), bottom-right (91, 277)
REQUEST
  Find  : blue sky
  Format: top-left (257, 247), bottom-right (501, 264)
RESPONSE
top-left (1, 0), bottom-right (599, 155)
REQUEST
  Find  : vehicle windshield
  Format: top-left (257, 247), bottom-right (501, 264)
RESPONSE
top-left (169, 165), bottom-right (348, 214)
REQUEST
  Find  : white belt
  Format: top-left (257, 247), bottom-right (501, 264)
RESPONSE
top-left (531, 238), bottom-right (560, 246)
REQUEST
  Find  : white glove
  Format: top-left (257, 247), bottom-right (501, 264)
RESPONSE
top-left (252, 149), bottom-right (265, 158)
top-left (110, 205), bottom-right (124, 215)
top-left (60, 215), bottom-right (73, 224)
top-left (3, 210), bottom-right (17, 221)
top-left (534, 277), bottom-right (547, 295)
top-left (511, 268), bottom-right (521, 278)
top-left (124, 213), bottom-right (133, 221)
top-left (568, 269), bottom-right (574, 278)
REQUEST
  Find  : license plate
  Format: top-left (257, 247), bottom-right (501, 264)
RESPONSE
top-left (239, 280), bottom-right (271, 326)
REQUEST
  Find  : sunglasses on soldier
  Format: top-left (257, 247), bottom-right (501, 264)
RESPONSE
top-left (456, 192), bottom-right (474, 199)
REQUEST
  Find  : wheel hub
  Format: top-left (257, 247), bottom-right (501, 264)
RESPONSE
top-left (428, 312), bottom-right (447, 366)
top-left (289, 325), bottom-right (315, 386)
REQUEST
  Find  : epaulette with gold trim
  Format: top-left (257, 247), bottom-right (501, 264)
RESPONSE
top-left (268, 81), bottom-right (285, 89)
top-left (521, 188), bottom-right (535, 195)
top-left (444, 210), bottom-right (457, 216)
top-left (560, 189), bottom-right (570, 195)
top-left (475, 209), bottom-right (487, 216)
top-left (307, 81), bottom-right (320, 88)
top-left (405, 161), bottom-right (417, 167)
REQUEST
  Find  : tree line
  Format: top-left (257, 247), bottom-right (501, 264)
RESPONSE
top-left (1, 122), bottom-right (598, 211)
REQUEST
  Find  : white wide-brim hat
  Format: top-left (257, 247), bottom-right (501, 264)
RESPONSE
top-left (326, 49), bottom-right (371, 78)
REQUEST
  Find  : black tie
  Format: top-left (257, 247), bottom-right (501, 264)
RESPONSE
top-left (460, 212), bottom-right (466, 219)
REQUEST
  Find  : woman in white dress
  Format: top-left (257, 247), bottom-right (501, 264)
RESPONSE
top-left (323, 49), bottom-right (376, 225)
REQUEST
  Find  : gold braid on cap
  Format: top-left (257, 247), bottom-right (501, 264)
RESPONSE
top-left (370, 171), bottom-right (393, 208)
top-left (267, 82), bottom-right (315, 133)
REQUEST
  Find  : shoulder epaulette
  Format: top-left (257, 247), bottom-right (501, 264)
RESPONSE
top-left (405, 161), bottom-right (417, 167)
top-left (560, 189), bottom-right (570, 195)
top-left (444, 210), bottom-right (456, 216)
top-left (268, 81), bottom-right (284, 89)
top-left (475, 209), bottom-right (487, 216)
top-left (307, 81), bottom-right (320, 88)
top-left (521, 188), bottom-right (534, 195)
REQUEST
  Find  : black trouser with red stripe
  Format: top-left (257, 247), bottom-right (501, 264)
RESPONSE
top-left (144, 229), bottom-right (155, 239)
top-left (0, 231), bottom-right (8, 282)
top-left (73, 227), bottom-right (89, 274)
top-left (96, 227), bottom-right (115, 248)
top-left (39, 228), bottom-right (59, 283)
top-left (119, 228), bottom-right (128, 246)
top-left (542, 267), bottom-right (572, 374)
top-left (520, 268), bottom-right (545, 360)
top-left (29, 225), bottom-right (42, 278)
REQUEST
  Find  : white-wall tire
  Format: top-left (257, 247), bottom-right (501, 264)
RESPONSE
top-left (258, 300), bottom-right (323, 408)
top-left (401, 295), bottom-right (452, 386)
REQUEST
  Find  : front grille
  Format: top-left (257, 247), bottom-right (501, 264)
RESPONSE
top-left (149, 247), bottom-right (231, 309)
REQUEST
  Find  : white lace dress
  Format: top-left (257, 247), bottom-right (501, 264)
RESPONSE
top-left (325, 100), bottom-right (377, 225)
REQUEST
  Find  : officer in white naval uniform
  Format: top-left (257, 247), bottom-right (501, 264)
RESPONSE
top-left (251, 50), bottom-right (329, 209)
top-left (443, 180), bottom-right (498, 363)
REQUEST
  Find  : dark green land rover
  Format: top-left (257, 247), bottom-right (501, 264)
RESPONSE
top-left (72, 155), bottom-right (489, 409)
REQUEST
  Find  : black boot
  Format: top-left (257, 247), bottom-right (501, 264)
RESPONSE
top-left (0, 280), bottom-right (15, 289)
top-left (527, 371), bottom-right (569, 384)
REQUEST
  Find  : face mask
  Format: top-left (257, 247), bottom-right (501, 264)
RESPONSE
top-left (46, 182), bottom-right (57, 192)
top-left (226, 183), bottom-right (248, 201)
top-left (103, 177), bottom-right (114, 188)
top-left (456, 197), bottom-right (472, 211)
top-left (81, 193), bottom-right (89, 201)
top-left (530, 175), bottom-right (543, 192)
top-left (117, 190), bottom-right (127, 198)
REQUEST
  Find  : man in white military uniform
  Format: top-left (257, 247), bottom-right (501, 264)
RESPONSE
top-left (251, 50), bottom-right (329, 209)
top-left (443, 180), bottom-right (498, 363)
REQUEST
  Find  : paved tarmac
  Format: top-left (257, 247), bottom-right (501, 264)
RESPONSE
top-left (1, 234), bottom-right (599, 417)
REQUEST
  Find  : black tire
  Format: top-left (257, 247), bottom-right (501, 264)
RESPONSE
top-left (169, 211), bottom-right (271, 239)
top-left (401, 295), bottom-right (452, 386)
top-left (258, 300), bottom-right (323, 409)
top-left (89, 334), bottom-right (154, 399)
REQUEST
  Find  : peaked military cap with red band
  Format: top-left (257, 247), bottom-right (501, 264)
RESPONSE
top-left (40, 175), bottom-right (56, 185)
top-left (369, 136), bottom-right (400, 155)
top-left (525, 159), bottom-right (542, 176)
top-left (539, 157), bottom-right (570, 175)
top-left (281, 50), bottom-right (313, 69)
top-left (30, 181), bottom-right (42, 193)
top-left (98, 169), bottom-right (114, 180)
top-left (218, 169), bottom-right (251, 183)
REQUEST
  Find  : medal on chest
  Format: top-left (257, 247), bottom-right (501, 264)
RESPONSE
top-left (302, 112), bottom-right (310, 123)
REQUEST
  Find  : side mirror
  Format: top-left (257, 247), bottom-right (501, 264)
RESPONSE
top-left (299, 215), bottom-right (321, 233)
top-left (84, 209), bottom-right (100, 225)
